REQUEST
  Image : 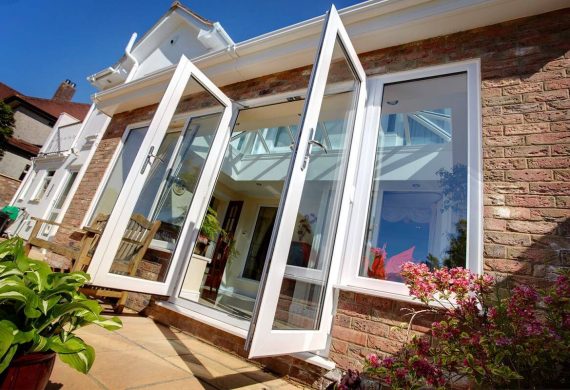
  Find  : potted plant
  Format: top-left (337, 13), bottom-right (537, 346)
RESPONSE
top-left (0, 237), bottom-right (122, 390)
top-left (194, 207), bottom-right (223, 256)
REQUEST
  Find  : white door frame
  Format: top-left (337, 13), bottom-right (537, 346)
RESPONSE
top-left (87, 55), bottom-right (233, 296)
top-left (246, 5), bottom-right (367, 358)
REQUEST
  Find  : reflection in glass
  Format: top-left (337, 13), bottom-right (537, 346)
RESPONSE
top-left (242, 207), bottom-right (277, 281)
top-left (361, 73), bottom-right (468, 282)
top-left (89, 127), bottom-right (148, 224)
top-left (272, 38), bottom-right (359, 330)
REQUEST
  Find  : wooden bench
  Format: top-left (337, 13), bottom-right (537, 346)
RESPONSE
top-left (25, 213), bottom-right (161, 313)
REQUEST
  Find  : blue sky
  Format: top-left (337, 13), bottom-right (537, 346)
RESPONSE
top-left (1, 0), bottom-right (361, 103)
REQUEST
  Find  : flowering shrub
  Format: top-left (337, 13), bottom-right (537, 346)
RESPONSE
top-left (363, 263), bottom-right (570, 389)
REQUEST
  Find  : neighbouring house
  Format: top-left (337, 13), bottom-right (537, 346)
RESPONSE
top-left (7, 107), bottom-right (110, 240)
top-left (29, 0), bottom-right (569, 387)
top-left (0, 80), bottom-right (90, 207)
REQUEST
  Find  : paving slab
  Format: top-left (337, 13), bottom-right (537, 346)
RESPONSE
top-left (50, 313), bottom-right (300, 390)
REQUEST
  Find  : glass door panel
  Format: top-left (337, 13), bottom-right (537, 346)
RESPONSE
top-left (88, 55), bottom-right (233, 295)
top-left (247, 6), bottom-right (367, 357)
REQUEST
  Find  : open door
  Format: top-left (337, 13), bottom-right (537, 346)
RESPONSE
top-left (87, 55), bottom-right (233, 296)
top-left (246, 5), bottom-right (367, 358)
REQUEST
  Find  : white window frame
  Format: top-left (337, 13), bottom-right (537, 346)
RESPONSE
top-left (339, 59), bottom-right (483, 300)
top-left (30, 170), bottom-right (56, 202)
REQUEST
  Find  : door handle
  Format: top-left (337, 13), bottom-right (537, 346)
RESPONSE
top-left (308, 139), bottom-right (328, 154)
top-left (301, 128), bottom-right (327, 171)
top-left (140, 146), bottom-right (164, 174)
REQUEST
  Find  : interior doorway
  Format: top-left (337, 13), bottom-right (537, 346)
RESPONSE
top-left (177, 92), bottom-right (354, 325)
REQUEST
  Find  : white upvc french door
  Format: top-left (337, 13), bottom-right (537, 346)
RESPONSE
top-left (87, 55), bottom-right (233, 296)
top-left (246, 6), bottom-right (367, 358)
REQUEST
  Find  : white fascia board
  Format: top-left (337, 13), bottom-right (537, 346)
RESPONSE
top-left (92, 0), bottom-right (568, 111)
top-left (193, 0), bottom-right (569, 84)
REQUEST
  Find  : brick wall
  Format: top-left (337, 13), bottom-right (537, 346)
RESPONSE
top-left (53, 7), bottom-right (569, 386)
top-left (331, 7), bottom-right (570, 372)
top-left (0, 174), bottom-right (20, 207)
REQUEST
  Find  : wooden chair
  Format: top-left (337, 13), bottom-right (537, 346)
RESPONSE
top-left (25, 213), bottom-right (161, 313)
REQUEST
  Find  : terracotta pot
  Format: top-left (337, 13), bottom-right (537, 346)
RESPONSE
top-left (0, 352), bottom-right (56, 390)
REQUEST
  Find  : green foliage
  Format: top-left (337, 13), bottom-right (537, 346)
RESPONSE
top-left (437, 164), bottom-right (467, 213)
top-left (426, 219), bottom-right (467, 269)
top-left (0, 238), bottom-right (122, 374)
top-left (200, 207), bottom-right (223, 241)
top-left (0, 101), bottom-right (15, 158)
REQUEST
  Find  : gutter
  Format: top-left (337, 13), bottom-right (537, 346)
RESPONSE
top-left (91, 0), bottom-right (569, 106)
top-left (124, 33), bottom-right (139, 83)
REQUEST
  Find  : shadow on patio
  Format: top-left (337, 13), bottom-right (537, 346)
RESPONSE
top-left (46, 312), bottom-right (301, 390)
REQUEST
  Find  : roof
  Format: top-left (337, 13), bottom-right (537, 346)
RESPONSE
top-left (5, 137), bottom-right (40, 155)
top-left (0, 82), bottom-right (90, 121)
top-left (170, 1), bottom-right (214, 26)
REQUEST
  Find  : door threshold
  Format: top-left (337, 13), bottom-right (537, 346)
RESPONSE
top-left (155, 300), bottom-right (247, 338)
top-left (153, 301), bottom-right (336, 371)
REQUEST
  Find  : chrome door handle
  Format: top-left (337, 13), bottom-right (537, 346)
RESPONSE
top-left (301, 128), bottom-right (327, 171)
top-left (141, 146), bottom-right (164, 174)
top-left (308, 139), bottom-right (327, 154)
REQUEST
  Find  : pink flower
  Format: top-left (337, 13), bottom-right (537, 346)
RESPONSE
top-left (382, 357), bottom-right (395, 368)
top-left (367, 353), bottom-right (380, 368)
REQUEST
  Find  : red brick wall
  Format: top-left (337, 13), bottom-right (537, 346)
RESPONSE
top-left (54, 7), bottom-right (569, 384)
top-left (0, 174), bottom-right (20, 207)
top-left (331, 7), bottom-right (570, 371)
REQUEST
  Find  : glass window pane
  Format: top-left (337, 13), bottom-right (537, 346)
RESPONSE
top-left (360, 73), bottom-right (468, 282)
top-left (242, 207), bottom-right (278, 281)
top-left (89, 127), bottom-right (148, 224)
top-left (53, 172), bottom-right (78, 209)
top-left (33, 170), bottom-right (55, 200)
top-left (272, 38), bottom-right (359, 330)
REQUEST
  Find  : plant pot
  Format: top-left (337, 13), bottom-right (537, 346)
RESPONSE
top-left (0, 352), bottom-right (56, 390)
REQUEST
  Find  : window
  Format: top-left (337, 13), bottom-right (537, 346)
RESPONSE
top-left (31, 170), bottom-right (55, 201)
top-left (19, 164), bottom-right (31, 181)
top-left (86, 126), bottom-right (148, 224)
top-left (342, 62), bottom-right (481, 297)
top-left (42, 171), bottom-right (79, 237)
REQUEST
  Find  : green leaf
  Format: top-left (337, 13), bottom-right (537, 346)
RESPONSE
top-left (50, 336), bottom-right (88, 354)
top-left (0, 321), bottom-right (15, 360)
top-left (30, 334), bottom-right (52, 353)
top-left (86, 316), bottom-right (122, 331)
top-left (24, 260), bottom-right (52, 292)
top-left (0, 345), bottom-right (17, 374)
top-left (58, 343), bottom-right (95, 374)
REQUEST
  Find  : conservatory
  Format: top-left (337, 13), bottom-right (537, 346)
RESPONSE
top-left (74, 5), bottom-right (481, 361)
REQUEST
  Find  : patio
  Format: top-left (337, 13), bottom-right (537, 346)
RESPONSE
top-left (47, 313), bottom-right (302, 390)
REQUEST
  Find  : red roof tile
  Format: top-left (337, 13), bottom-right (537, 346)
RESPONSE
top-left (6, 137), bottom-right (41, 154)
top-left (0, 82), bottom-right (90, 121)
